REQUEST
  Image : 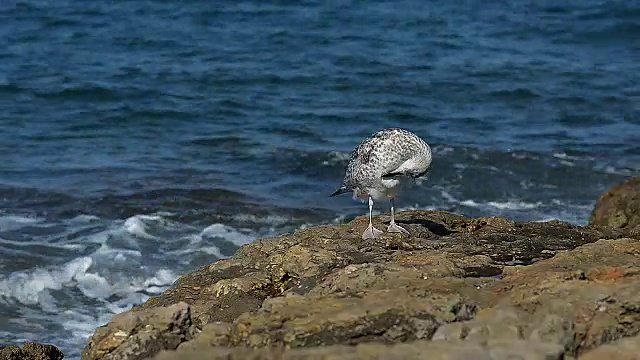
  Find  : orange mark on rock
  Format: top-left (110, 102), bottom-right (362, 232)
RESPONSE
top-left (587, 267), bottom-right (631, 282)
top-left (397, 256), bottom-right (427, 267)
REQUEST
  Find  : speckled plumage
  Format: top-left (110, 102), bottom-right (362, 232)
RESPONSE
top-left (333, 128), bottom-right (432, 199)
top-left (330, 128), bottom-right (432, 240)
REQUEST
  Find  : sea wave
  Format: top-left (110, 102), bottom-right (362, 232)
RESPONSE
top-left (0, 211), bottom-right (264, 358)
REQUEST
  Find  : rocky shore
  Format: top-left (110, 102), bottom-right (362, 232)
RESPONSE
top-left (5, 177), bottom-right (640, 360)
top-left (0, 343), bottom-right (63, 360)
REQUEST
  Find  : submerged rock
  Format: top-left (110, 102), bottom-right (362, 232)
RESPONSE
top-left (79, 207), bottom-right (640, 360)
top-left (0, 342), bottom-right (63, 360)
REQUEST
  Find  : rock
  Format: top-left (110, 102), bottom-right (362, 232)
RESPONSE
top-left (228, 289), bottom-right (475, 347)
top-left (154, 339), bottom-right (566, 360)
top-left (590, 177), bottom-right (640, 234)
top-left (81, 210), bottom-right (634, 360)
top-left (0, 342), bottom-right (63, 360)
top-left (579, 333), bottom-right (640, 360)
top-left (488, 238), bottom-right (640, 355)
top-left (81, 302), bottom-right (193, 360)
top-left (175, 322), bottom-right (232, 351)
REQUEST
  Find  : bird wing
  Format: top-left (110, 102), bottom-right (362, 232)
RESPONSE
top-left (381, 156), bottom-right (430, 180)
top-left (381, 166), bottom-right (413, 180)
top-left (379, 150), bottom-right (416, 178)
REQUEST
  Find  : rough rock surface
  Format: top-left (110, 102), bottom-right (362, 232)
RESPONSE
top-left (579, 333), bottom-right (640, 360)
top-left (81, 302), bottom-right (193, 360)
top-left (77, 207), bottom-right (640, 360)
top-left (590, 176), bottom-right (640, 235)
top-left (0, 342), bottom-right (63, 360)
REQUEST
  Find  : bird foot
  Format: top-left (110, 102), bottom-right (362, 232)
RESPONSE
top-left (362, 224), bottom-right (383, 240)
top-left (387, 222), bottom-right (410, 235)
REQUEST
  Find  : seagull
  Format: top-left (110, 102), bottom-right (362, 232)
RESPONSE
top-left (330, 128), bottom-right (432, 240)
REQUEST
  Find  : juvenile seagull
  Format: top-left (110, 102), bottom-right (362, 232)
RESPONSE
top-left (330, 128), bottom-right (432, 240)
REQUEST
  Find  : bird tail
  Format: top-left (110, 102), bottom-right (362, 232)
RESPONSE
top-left (329, 186), bottom-right (350, 197)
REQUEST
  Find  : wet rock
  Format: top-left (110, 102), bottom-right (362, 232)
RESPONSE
top-left (590, 177), bottom-right (640, 235)
top-left (81, 302), bottom-right (192, 360)
top-left (0, 342), bottom-right (63, 360)
top-left (81, 210), bottom-right (635, 360)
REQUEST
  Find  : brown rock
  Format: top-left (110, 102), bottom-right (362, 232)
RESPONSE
top-left (590, 177), bottom-right (640, 234)
top-left (80, 210), bottom-right (634, 360)
top-left (480, 238), bottom-right (640, 355)
top-left (175, 322), bottom-right (231, 351)
top-left (154, 339), bottom-right (566, 360)
top-left (81, 302), bottom-right (192, 360)
top-left (579, 333), bottom-right (640, 360)
top-left (0, 342), bottom-right (63, 360)
top-left (229, 290), bottom-right (475, 347)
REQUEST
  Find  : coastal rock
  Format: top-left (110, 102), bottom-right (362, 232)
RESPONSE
top-left (590, 177), bottom-right (640, 235)
top-left (154, 339), bottom-right (566, 360)
top-left (81, 302), bottom-right (193, 360)
top-left (81, 210), bottom-right (634, 360)
top-left (579, 333), bottom-right (640, 360)
top-left (0, 342), bottom-right (63, 360)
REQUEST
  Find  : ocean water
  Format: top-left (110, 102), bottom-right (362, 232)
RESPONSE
top-left (1, 0), bottom-right (639, 358)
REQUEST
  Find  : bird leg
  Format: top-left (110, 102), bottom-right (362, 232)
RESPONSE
top-left (387, 198), bottom-right (410, 235)
top-left (362, 196), bottom-right (383, 240)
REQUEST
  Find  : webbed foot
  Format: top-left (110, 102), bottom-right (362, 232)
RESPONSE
top-left (362, 224), bottom-right (384, 240)
top-left (387, 222), bottom-right (410, 235)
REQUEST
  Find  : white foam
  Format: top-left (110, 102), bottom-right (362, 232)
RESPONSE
top-left (446, 191), bottom-right (543, 211)
top-left (232, 213), bottom-right (292, 226)
top-left (123, 215), bottom-right (163, 239)
top-left (166, 245), bottom-right (224, 258)
top-left (201, 223), bottom-right (255, 246)
top-left (599, 165), bottom-right (638, 176)
top-left (459, 199), bottom-right (481, 207)
top-left (62, 310), bottom-right (109, 339)
top-left (325, 151), bottom-right (351, 164)
top-left (0, 255), bottom-right (180, 353)
top-left (485, 200), bottom-right (542, 210)
top-left (0, 214), bottom-right (43, 231)
top-left (75, 272), bottom-right (113, 299)
top-left (511, 152), bottom-right (539, 160)
top-left (439, 190), bottom-right (458, 203)
top-left (0, 257), bottom-right (93, 306)
top-left (143, 269), bottom-right (176, 289)
top-left (69, 214), bottom-right (100, 223)
top-left (94, 243), bottom-right (142, 259)
top-left (458, 199), bottom-right (546, 214)
top-left (553, 152), bottom-right (593, 162)
top-left (0, 211), bottom-right (261, 360)
top-left (114, 253), bottom-right (127, 262)
top-left (432, 145), bottom-right (454, 155)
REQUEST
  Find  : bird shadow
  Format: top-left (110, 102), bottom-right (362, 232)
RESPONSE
top-left (394, 218), bottom-right (453, 236)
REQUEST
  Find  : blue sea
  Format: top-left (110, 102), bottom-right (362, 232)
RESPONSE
top-left (1, 0), bottom-right (639, 358)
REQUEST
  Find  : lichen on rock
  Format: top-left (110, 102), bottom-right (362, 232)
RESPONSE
top-left (0, 342), bottom-right (63, 360)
